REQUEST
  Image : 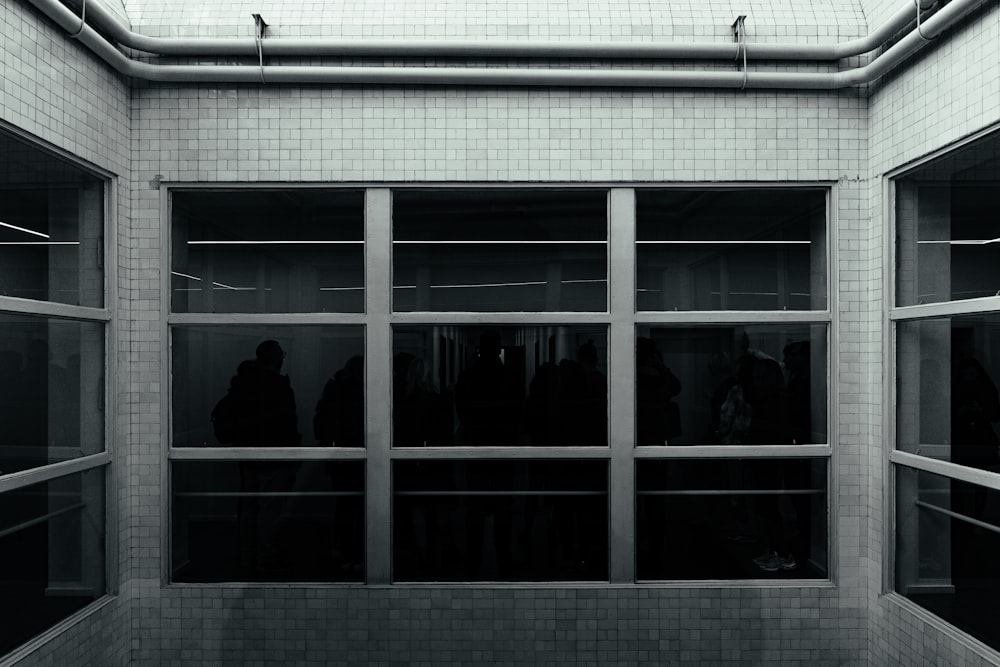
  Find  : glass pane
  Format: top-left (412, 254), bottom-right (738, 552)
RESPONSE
top-left (392, 189), bottom-right (608, 311)
top-left (0, 468), bottom-right (105, 655)
top-left (393, 325), bottom-right (608, 446)
top-left (393, 460), bottom-right (607, 581)
top-left (172, 326), bottom-right (365, 447)
top-left (171, 190), bottom-right (364, 313)
top-left (636, 325), bottom-right (827, 446)
top-left (896, 467), bottom-right (1000, 652)
top-left (0, 314), bottom-right (105, 476)
top-left (896, 131), bottom-right (1000, 306)
top-left (172, 461), bottom-right (363, 582)
top-left (897, 314), bottom-right (1000, 474)
top-left (636, 189), bottom-right (827, 311)
top-left (637, 459), bottom-right (827, 580)
top-left (0, 131), bottom-right (104, 308)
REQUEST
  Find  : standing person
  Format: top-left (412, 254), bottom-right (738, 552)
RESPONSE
top-left (454, 331), bottom-right (519, 577)
top-left (214, 339), bottom-right (301, 575)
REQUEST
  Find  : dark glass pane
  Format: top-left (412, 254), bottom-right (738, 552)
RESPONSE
top-left (896, 131), bottom-right (1000, 306)
top-left (171, 190), bottom-right (364, 313)
top-left (392, 189), bottom-right (608, 312)
top-left (172, 326), bottom-right (364, 447)
top-left (0, 131), bottom-right (104, 308)
top-left (896, 467), bottom-right (1000, 652)
top-left (636, 189), bottom-right (826, 311)
top-left (0, 468), bottom-right (106, 655)
top-left (172, 461), bottom-right (364, 582)
top-left (0, 314), bottom-right (104, 476)
top-left (897, 314), bottom-right (1000, 474)
top-left (393, 325), bottom-right (607, 446)
top-left (393, 460), bottom-right (607, 581)
top-left (637, 459), bottom-right (827, 580)
top-left (636, 325), bottom-right (827, 446)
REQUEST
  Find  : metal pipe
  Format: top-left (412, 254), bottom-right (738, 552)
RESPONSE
top-left (24, 0), bottom-right (992, 88)
top-left (56, 0), bottom-right (920, 60)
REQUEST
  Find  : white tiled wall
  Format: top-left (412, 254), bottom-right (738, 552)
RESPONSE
top-left (0, 0), bottom-right (131, 666)
top-left (866, 3), bottom-right (1000, 665)
top-left (2, 0), bottom-right (999, 663)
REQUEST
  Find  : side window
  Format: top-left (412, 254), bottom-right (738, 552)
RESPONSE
top-left (0, 128), bottom-right (108, 654)
top-left (893, 129), bottom-right (1000, 654)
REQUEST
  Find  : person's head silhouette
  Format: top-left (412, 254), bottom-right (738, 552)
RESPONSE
top-left (478, 331), bottom-right (502, 361)
top-left (255, 340), bottom-right (285, 372)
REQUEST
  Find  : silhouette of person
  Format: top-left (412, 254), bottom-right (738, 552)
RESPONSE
top-left (454, 331), bottom-right (518, 577)
top-left (216, 340), bottom-right (301, 575)
top-left (561, 340), bottom-right (607, 446)
top-left (313, 355), bottom-right (365, 572)
top-left (726, 336), bottom-right (795, 573)
top-left (314, 355), bottom-right (364, 447)
top-left (636, 337), bottom-right (682, 446)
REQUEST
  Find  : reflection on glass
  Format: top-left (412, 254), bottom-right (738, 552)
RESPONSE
top-left (172, 461), bottom-right (364, 582)
top-left (897, 315), bottom-right (1000, 474)
top-left (637, 459), bottom-right (827, 580)
top-left (171, 190), bottom-right (365, 313)
top-left (636, 189), bottom-right (826, 311)
top-left (392, 189), bottom-right (608, 312)
top-left (0, 468), bottom-right (105, 655)
top-left (0, 131), bottom-right (104, 308)
top-left (172, 326), bottom-right (364, 447)
top-left (896, 131), bottom-right (1000, 306)
top-left (393, 460), bottom-right (607, 582)
top-left (0, 314), bottom-right (104, 476)
top-left (393, 326), bottom-right (607, 446)
top-left (636, 325), bottom-right (827, 446)
top-left (896, 467), bottom-right (1000, 652)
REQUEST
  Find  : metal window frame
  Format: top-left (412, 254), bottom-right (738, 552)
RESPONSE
top-left (0, 121), bottom-right (117, 614)
top-left (886, 121), bottom-right (1000, 601)
top-left (163, 181), bottom-right (835, 587)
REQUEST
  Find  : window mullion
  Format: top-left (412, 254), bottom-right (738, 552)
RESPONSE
top-left (365, 188), bottom-right (393, 585)
top-left (608, 188), bottom-right (636, 584)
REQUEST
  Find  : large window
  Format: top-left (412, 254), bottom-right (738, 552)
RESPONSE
top-left (893, 128), bottom-right (1000, 653)
top-left (0, 127), bottom-right (108, 656)
top-left (169, 184), bottom-right (830, 585)
top-left (635, 187), bottom-right (830, 581)
top-left (169, 188), bottom-right (366, 583)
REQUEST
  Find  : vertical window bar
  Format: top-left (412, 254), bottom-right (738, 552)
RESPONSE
top-left (365, 189), bottom-right (392, 584)
top-left (609, 188), bottom-right (636, 583)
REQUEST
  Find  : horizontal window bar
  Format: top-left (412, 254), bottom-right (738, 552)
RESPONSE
top-left (634, 311), bottom-right (831, 323)
top-left (389, 312), bottom-right (611, 324)
top-left (890, 296), bottom-right (1000, 321)
top-left (174, 491), bottom-right (363, 498)
top-left (891, 450), bottom-right (1000, 492)
top-left (0, 297), bottom-right (111, 322)
top-left (394, 490), bottom-right (606, 497)
top-left (637, 489), bottom-right (824, 496)
top-left (0, 503), bottom-right (84, 540)
top-left (187, 240), bottom-right (363, 245)
top-left (389, 447), bottom-right (611, 459)
top-left (393, 240), bottom-right (606, 245)
top-left (169, 447), bottom-right (366, 460)
top-left (168, 314), bottom-right (367, 326)
top-left (634, 445), bottom-right (831, 458)
top-left (0, 453), bottom-right (110, 494)
top-left (914, 499), bottom-right (1000, 538)
top-left (637, 240), bottom-right (810, 245)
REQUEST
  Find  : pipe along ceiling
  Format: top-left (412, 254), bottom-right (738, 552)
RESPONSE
top-left (22, 0), bottom-right (995, 88)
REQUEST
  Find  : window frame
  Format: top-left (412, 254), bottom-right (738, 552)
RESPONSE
top-left (887, 123), bottom-right (1000, 652)
top-left (0, 121), bottom-right (114, 659)
top-left (164, 181), bottom-right (835, 587)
